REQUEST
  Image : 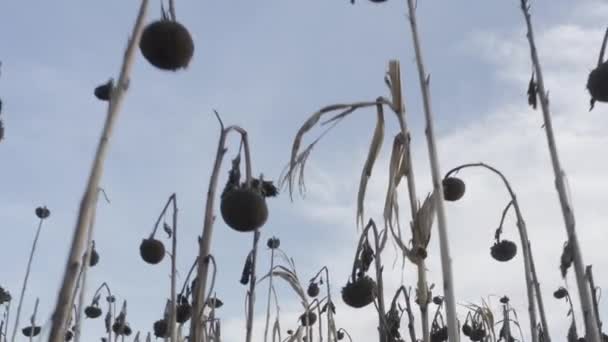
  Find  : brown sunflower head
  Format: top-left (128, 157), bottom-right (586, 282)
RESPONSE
top-left (139, 19), bottom-right (194, 71)
top-left (341, 275), bottom-right (377, 308)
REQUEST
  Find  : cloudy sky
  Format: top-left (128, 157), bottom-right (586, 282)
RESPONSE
top-left (1, 0), bottom-right (607, 341)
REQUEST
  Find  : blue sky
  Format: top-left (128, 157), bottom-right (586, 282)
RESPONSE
top-left (1, 0), bottom-right (608, 341)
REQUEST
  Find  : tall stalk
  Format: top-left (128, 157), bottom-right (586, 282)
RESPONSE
top-left (404, 1), bottom-right (459, 340)
top-left (245, 231), bottom-right (261, 342)
top-left (47, 1), bottom-right (149, 340)
top-left (10, 212), bottom-right (48, 342)
top-left (518, 1), bottom-right (601, 341)
top-left (386, 60), bottom-right (430, 342)
top-left (263, 240), bottom-right (277, 342)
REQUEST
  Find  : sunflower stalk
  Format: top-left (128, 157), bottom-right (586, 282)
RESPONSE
top-left (405, 0), bottom-right (459, 340)
top-left (384, 61), bottom-right (431, 342)
top-left (47, 1), bottom-right (149, 340)
top-left (74, 188), bottom-right (110, 342)
top-left (190, 111), bottom-right (253, 342)
top-left (264, 241), bottom-right (278, 342)
top-left (9, 211), bottom-right (47, 342)
top-left (245, 230), bottom-right (261, 342)
top-left (518, 1), bottom-right (601, 341)
top-left (445, 162), bottom-right (550, 342)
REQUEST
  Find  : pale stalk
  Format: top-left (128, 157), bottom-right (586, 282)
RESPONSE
top-left (388, 60), bottom-right (429, 342)
top-left (47, 1), bottom-right (148, 340)
top-left (170, 196), bottom-right (178, 342)
top-left (245, 230), bottom-right (261, 342)
top-left (518, 1), bottom-right (601, 341)
top-left (10, 216), bottom-right (46, 342)
top-left (74, 188), bottom-right (107, 342)
top-left (405, 0), bottom-right (458, 340)
top-left (263, 245), bottom-right (276, 342)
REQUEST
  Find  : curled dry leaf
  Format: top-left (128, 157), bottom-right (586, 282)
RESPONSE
top-left (356, 102), bottom-right (385, 229)
top-left (411, 191), bottom-right (436, 251)
top-left (280, 99), bottom-right (392, 200)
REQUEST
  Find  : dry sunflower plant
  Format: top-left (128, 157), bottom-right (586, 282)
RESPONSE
top-left (2, 0), bottom-right (608, 342)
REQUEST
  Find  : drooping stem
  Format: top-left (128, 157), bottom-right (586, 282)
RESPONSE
top-left (179, 257), bottom-right (199, 298)
top-left (390, 286), bottom-right (417, 342)
top-left (190, 111), bottom-right (253, 342)
top-left (10, 216), bottom-right (45, 342)
top-left (405, 1), bottom-right (458, 340)
top-left (263, 243), bottom-right (276, 342)
top-left (48, 2), bottom-right (149, 341)
top-left (518, 2), bottom-right (600, 341)
top-left (245, 230), bottom-right (261, 342)
top-left (445, 162), bottom-right (548, 341)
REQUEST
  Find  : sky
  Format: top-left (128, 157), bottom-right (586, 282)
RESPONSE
top-left (1, 0), bottom-right (608, 341)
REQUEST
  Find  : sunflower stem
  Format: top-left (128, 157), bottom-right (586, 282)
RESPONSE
top-left (10, 215), bottom-right (46, 342)
top-left (518, 2), bottom-right (601, 341)
top-left (47, 1), bottom-right (148, 340)
top-left (75, 188), bottom-right (109, 342)
top-left (169, 194), bottom-right (178, 342)
top-left (263, 243), bottom-right (276, 342)
top-left (404, 1), bottom-right (459, 340)
top-left (245, 230), bottom-right (261, 342)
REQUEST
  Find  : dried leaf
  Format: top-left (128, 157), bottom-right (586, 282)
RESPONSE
top-left (412, 192), bottom-right (436, 248)
top-left (356, 103), bottom-right (385, 229)
top-left (163, 222), bottom-right (172, 238)
top-left (280, 99), bottom-right (391, 199)
top-left (527, 72), bottom-right (538, 110)
top-left (560, 241), bottom-right (574, 278)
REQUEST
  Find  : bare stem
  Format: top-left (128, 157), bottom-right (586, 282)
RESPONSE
top-left (405, 1), bottom-right (458, 340)
top-left (168, 0), bottom-right (176, 21)
top-left (169, 195), bottom-right (178, 342)
top-left (518, 2), bottom-right (601, 341)
top-left (189, 111), bottom-right (253, 342)
top-left (10, 217), bottom-right (45, 342)
top-left (246, 230), bottom-right (261, 342)
top-left (47, 1), bottom-right (148, 341)
top-left (263, 244), bottom-right (276, 342)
